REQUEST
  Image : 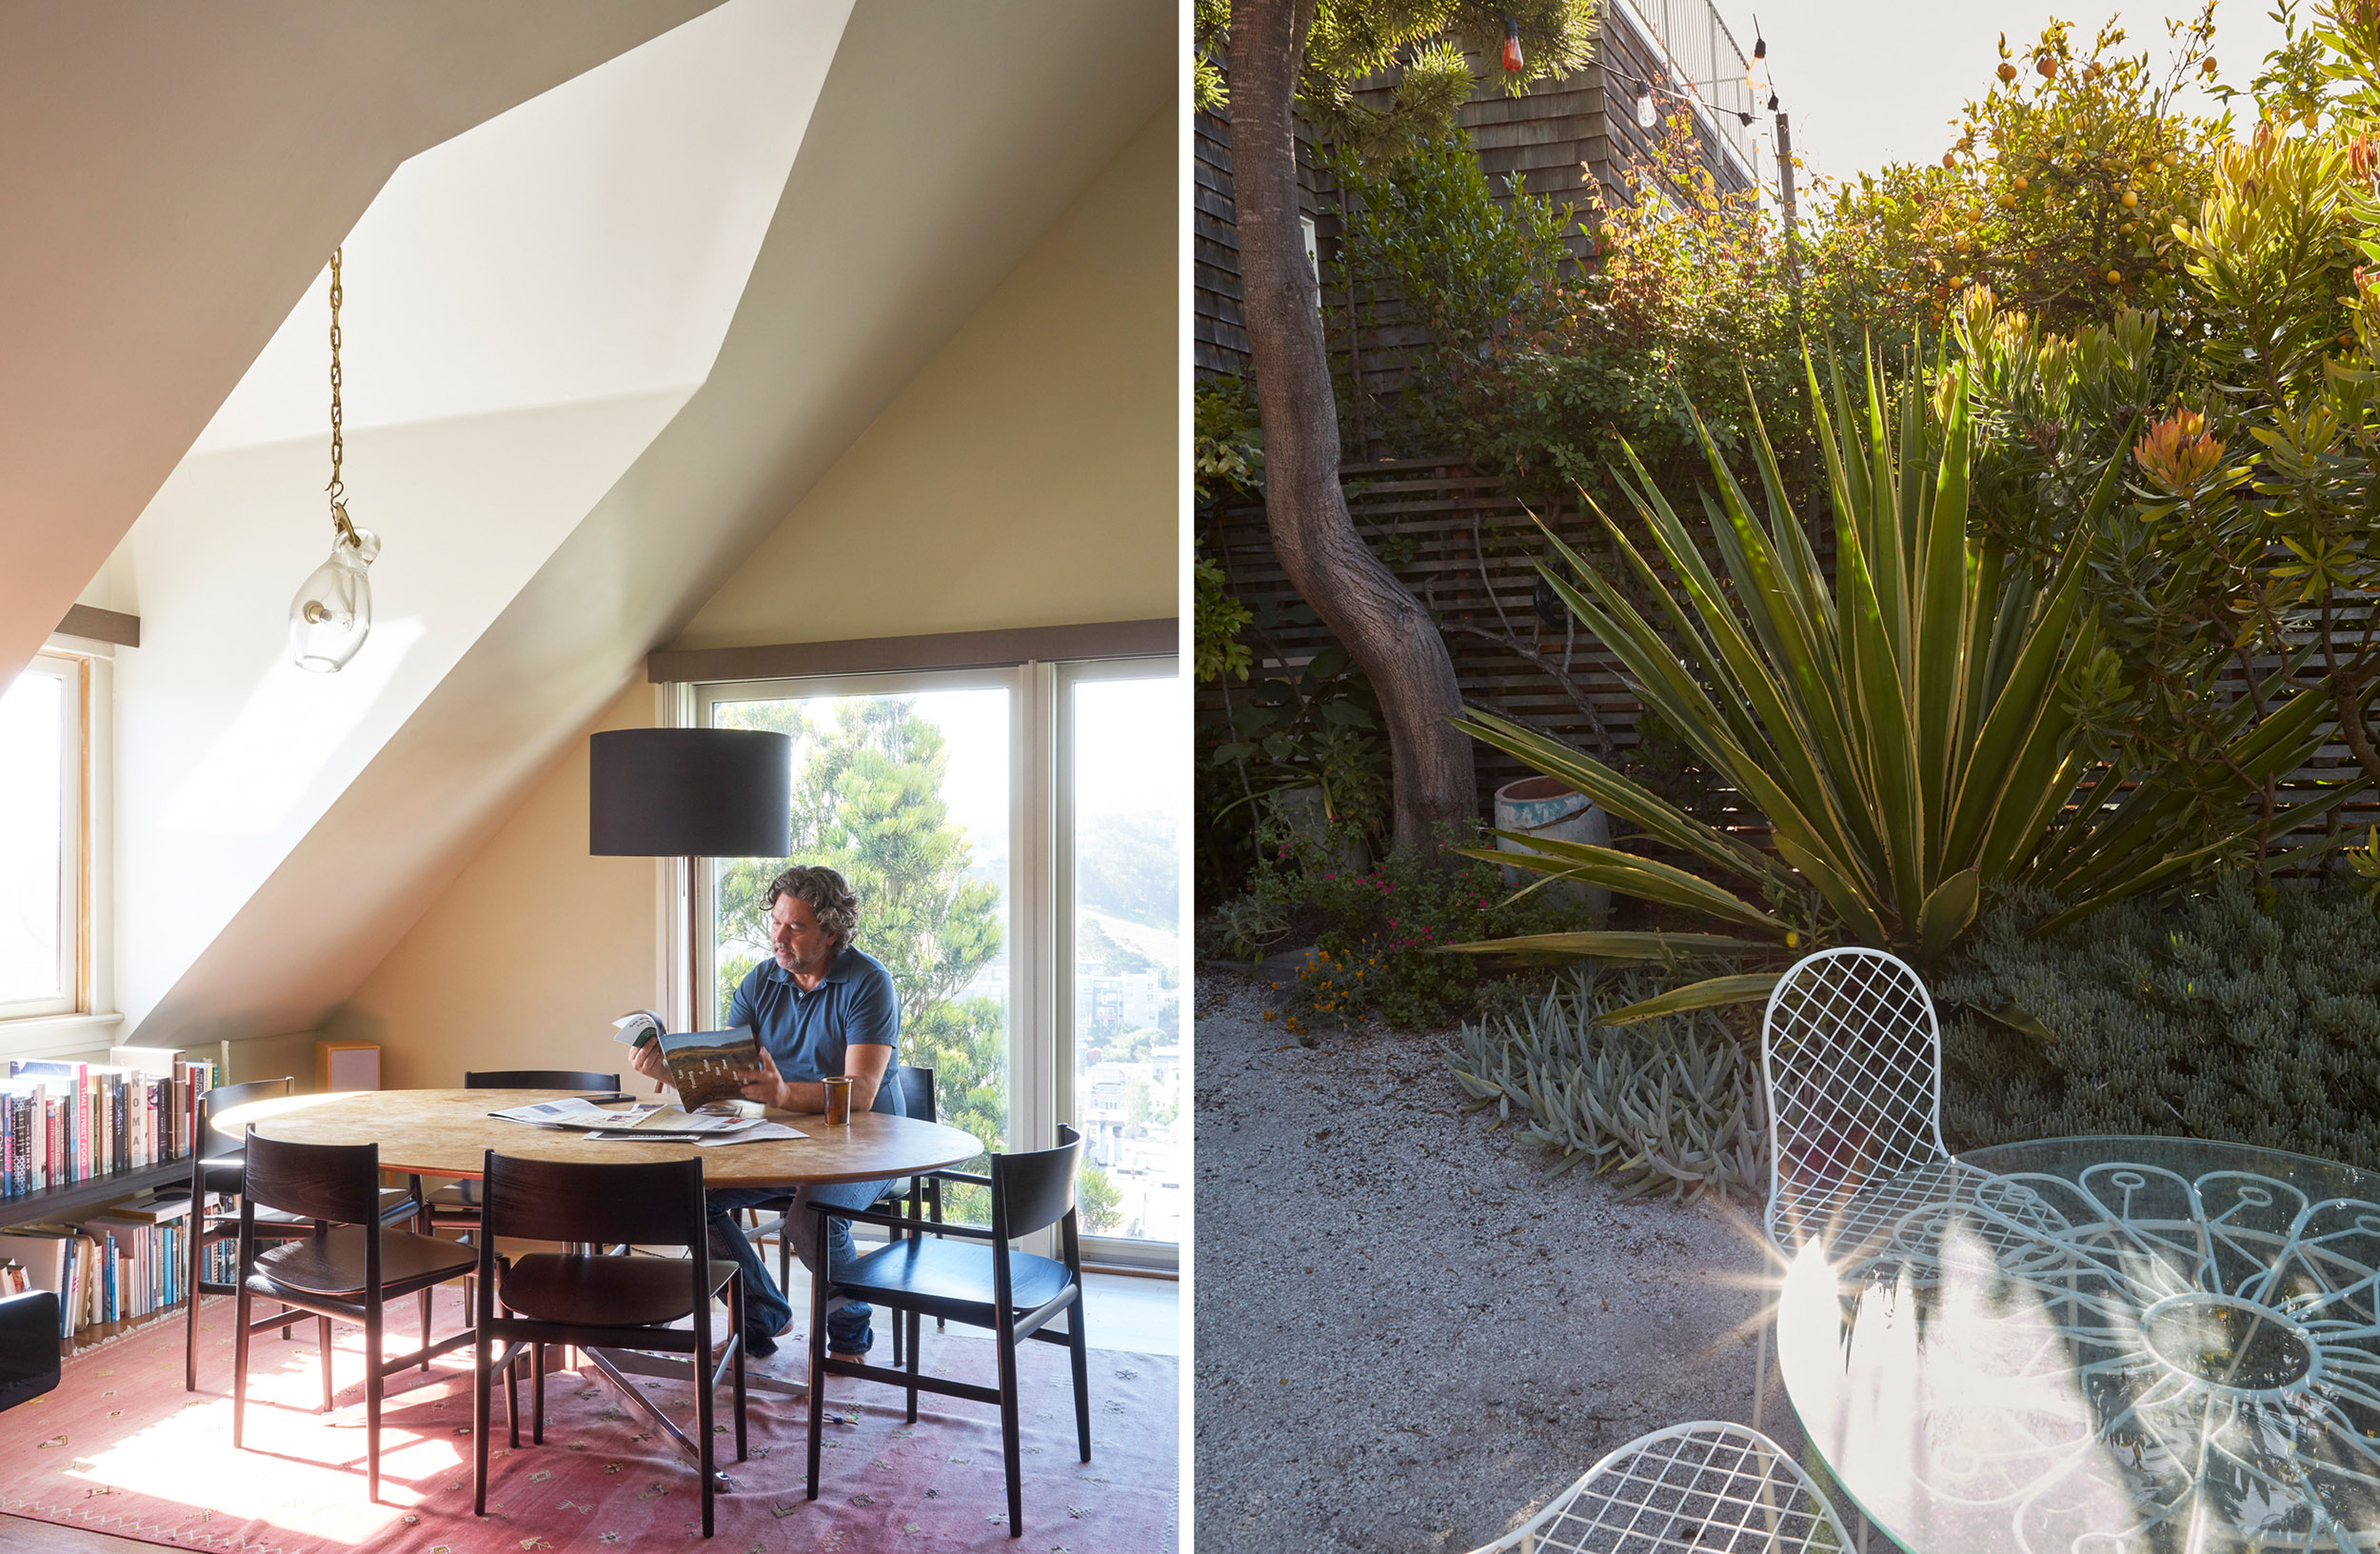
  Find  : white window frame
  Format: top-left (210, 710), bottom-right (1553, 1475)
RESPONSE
top-left (1055, 655), bottom-right (1183, 1271)
top-left (675, 653), bottom-right (1183, 1272)
top-left (0, 640), bottom-right (120, 1056)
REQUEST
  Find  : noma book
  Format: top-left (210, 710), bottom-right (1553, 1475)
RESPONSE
top-left (613, 1012), bottom-right (762, 1110)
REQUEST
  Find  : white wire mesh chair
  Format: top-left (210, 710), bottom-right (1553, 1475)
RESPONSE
top-left (1752, 946), bottom-right (1960, 1431)
top-left (1760, 947), bottom-right (1955, 1257)
top-left (1461, 1422), bottom-right (1853, 1554)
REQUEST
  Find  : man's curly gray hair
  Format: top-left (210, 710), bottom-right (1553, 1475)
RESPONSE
top-left (765, 865), bottom-right (859, 948)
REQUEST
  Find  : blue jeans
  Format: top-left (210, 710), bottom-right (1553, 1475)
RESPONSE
top-left (707, 1179), bottom-right (891, 1356)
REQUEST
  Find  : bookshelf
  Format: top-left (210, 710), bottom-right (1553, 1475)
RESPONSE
top-left (0, 1160), bottom-right (187, 1232)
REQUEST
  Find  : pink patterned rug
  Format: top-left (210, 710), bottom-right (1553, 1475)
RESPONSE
top-left (0, 1288), bottom-right (1176, 1552)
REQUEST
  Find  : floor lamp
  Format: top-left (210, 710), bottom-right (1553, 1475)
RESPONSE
top-left (588, 727), bottom-right (792, 1034)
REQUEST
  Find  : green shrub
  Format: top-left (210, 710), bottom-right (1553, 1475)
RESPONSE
top-left (1228, 819), bottom-right (1584, 1031)
top-left (1937, 878), bottom-right (2380, 1168)
top-left (1446, 966), bottom-right (1762, 1203)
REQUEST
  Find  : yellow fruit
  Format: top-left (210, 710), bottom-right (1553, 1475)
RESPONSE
top-left (1997, 61), bottom-right (2018, 82)
top-left (2122, 221), bottom-right (2136, 234)
top-left (2013, 174), bottom-right (2031, 191)
top-left (2107, 269), bottom-right (2123, 284)
top-left (2123, 189), bottom-right (2139, 208)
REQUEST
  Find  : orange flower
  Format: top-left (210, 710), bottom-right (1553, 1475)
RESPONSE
top-left (2135, 409), bottom-right (2225, 491)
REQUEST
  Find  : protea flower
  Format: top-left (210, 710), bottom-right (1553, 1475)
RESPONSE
top-left (2135, 408), bottom-right (2225, 491)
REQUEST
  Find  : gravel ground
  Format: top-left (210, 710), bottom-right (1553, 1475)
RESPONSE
top-left (1193, 969), bottom-right (1801, 1554)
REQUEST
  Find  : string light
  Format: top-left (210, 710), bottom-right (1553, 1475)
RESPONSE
top-left (1501, 17), bottom-right (1524, 72)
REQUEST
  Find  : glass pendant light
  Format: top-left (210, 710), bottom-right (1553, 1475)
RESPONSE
top-left (288, 247), bottom-right (380, 673)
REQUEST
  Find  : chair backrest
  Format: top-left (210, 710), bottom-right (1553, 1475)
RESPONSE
top-left (1761, 947), bottom-right (1950, 1249)
top-left (240, 1129), bottom-right (384, 1225)
top-left (478, 1150), bottom-right (706, 1249)
top-left (990, 1124), bottom-right (1085, 1242)
top-left (465, 1069), bottom-right (621, 1092)
top-left (199, 1077), bottom-right (295, 1158)
top-left (1478, 1422), bottom-right (1849, 1554)
top-left (891, 1065), bottom-right (935, 1125)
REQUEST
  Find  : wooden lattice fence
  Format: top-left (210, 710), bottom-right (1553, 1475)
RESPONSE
top-left (1200, 459), bottom-right (2380, 870)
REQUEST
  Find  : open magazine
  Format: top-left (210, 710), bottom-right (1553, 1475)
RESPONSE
top-left (489, 1095), bottom-right (796, 1140)
top-left (612, 1013), bottom-right (764, 1110)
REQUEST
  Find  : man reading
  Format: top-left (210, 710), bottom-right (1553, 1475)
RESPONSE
top-left (627, 864), bottom-right (903, 1360)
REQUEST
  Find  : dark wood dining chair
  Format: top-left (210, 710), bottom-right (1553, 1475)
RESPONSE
top-left (231, 1129), bottom-right (478, 1501)
top-left (424, 1070), bottom-right (624, 1232)
top-left (471, 1150), bottom-right (747, 1538)
top-left (752, 1065), bottom-right (945, 1363)
top-left (187, 1078), bottom-right (423, 1392)
top-left (804, 1124), bottom-right (1091, 1539)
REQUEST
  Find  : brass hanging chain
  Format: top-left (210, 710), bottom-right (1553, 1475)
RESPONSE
top-left (326, 248), bottom-right (357, 546)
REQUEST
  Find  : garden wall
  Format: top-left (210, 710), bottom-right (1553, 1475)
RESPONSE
top-left (1201, 460), bottom-right (2380, 860)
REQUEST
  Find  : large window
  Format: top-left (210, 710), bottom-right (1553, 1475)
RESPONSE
top-left (1063, 664), bottom-right (1184, 1249)
top-left (0, 655), bottom-right (84, 1020)
top-left (705, 673), bottom-right (1013, 1225)
top-left (690, 653), bottom-right (1183, 1264)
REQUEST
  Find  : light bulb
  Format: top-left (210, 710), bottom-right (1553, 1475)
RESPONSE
top-left (1501, 18), bottom-right (1524, 71)
top-left (1636, 88), bottom-right (1656, 130)
top-left (288, 524), bottom-right (380, 672)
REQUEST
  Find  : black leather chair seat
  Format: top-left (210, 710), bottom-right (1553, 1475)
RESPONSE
top-left (249, 1226), bottom-right (476, 1299)
top-left (0, 1291), bottom-right (61, 1413)
top-left (835, 1237), bottom-right (1073, 1328)
top-left (500, 1252), bottom-right (734, 1328)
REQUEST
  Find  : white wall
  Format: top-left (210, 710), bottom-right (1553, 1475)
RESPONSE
top-left (329, 101), bottom-right (1179, 1082)
top-left (112, 0), bottom-right (846, 1042)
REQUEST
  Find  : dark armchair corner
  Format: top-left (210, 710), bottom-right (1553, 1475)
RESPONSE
top-left (0, 1290), bottom-right (62, 1412)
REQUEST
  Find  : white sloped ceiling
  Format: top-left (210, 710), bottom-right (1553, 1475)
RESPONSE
top-left (0, 0), bottom-right (726, 689)
top-left (111, 0), bottom-right (1172, 1048)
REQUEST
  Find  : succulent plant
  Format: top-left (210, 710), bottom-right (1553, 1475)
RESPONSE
top-left (1447, 966), bottom-right (1765, 1202)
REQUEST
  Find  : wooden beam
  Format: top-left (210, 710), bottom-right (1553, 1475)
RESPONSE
top-left (645, 618), bottom-right (1178, 685)
top-left (54, 606), bottom-right (138, 647)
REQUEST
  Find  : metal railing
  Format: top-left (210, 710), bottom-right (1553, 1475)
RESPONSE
top-left (1607, 0), bottom-right (1757, 178)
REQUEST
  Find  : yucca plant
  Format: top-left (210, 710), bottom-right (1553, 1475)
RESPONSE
top-left (1449, 350), bottom-right (2343, 1023)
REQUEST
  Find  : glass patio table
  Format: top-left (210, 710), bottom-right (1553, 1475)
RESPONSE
top-left (1776, 1135), bottom-right (2380, 1554)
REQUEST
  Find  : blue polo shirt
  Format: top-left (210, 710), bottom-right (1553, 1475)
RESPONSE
top-left (725, 944), bottom-right (905, 1117)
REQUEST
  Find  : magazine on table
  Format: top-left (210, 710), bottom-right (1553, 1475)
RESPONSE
top-left (488, 1098), bottom-right (763, 1135)
top-left (487, 1096), bottom-right (664, 1129)
top-left (611, 1012), bottom-right (764, 1110)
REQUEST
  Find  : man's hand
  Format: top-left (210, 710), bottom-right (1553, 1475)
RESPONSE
top-left (732, 1045), bottom-right (791, 1110)
top-left (629, 1038), bottom-right (669, 1095)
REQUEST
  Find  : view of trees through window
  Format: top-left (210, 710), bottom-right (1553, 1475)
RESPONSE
top-left (704, 666), bottom-right (1184, 1247)
top-left (711, 687), bottom-right (1011, 1225)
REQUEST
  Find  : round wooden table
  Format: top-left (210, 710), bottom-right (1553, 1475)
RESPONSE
top-left (211, 1088), bottom-right (982, 1186)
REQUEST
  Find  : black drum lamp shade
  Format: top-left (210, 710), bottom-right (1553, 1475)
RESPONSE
top-left (588, 728), bottom-right (792, 857)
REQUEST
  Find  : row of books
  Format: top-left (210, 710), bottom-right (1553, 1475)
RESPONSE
top-left (0, 1046), bottom-right (219, 1200)
top-left (0, 1185), bottom-right (202, 1339)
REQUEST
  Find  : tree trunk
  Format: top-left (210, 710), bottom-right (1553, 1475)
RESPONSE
top-left (1227, 0), bottom-right (1477, 854)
